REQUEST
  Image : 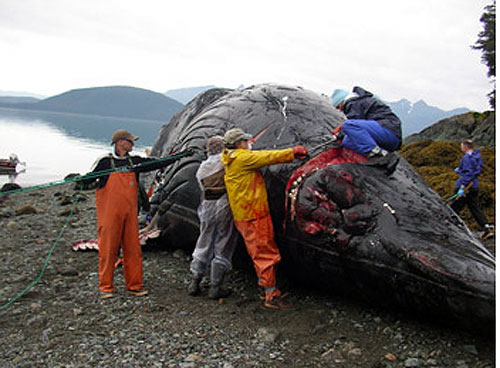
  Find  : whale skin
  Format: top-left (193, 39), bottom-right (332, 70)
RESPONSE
top-left (149, 84), bottom-right (495, 334)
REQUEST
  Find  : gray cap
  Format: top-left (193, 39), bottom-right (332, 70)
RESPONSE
top-left (206, 135), bottom-right (224, 155)
top-left (223, 128), bottom-right (252, 146)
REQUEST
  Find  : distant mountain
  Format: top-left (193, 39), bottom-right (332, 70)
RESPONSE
top-left (165, 85), bottom-right (217, 104)
top-left (1, 85), bottom-right (473, 133)
top-left (0, 90), bottom-right (47, 99)
top-left (386, 99), bottom-right (470, 137)
top-left (0, 96), bottom-right (40, 104)
top-left (403, 111), bottom-right (495, 147)
top-left (0, 86), bottom-right (184, 122)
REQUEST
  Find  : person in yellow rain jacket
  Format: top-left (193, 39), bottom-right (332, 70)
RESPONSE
top-left (221, 128), bottom-right (308, 309)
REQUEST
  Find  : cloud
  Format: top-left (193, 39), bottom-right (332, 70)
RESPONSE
top-left (0, 0), bottom-right (492, 111)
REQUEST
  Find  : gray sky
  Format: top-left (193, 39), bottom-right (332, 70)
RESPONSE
top-left (0, 0), bottom-right (493, 111)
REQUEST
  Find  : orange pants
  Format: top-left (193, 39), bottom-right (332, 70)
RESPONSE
top-left (234, 215), bottom-right (281, 288)
top-left (96, 172), bottom-right (143, 293)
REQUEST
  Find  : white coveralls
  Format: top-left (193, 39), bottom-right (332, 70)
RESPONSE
top-left (190, 153), bottom-right (238, 282)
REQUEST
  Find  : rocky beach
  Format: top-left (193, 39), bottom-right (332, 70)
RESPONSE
top-left (0, 184), bottom-right (495, 368)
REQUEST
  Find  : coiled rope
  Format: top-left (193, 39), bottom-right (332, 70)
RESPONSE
top-left (0, 150), bottom-right (195, 311)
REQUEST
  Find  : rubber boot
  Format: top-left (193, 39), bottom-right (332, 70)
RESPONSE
top-left (208, 263), bottom-right (231, 300)
top-left (264, 288), bottom-right (292, 310)
top-left (480, 224), bottom-right (495, 240)
top-left (187, 274), bottom-right (202, 296)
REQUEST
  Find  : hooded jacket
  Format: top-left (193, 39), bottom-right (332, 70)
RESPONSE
top-left (344, 86), bottom-right (402, 141)
top-left (455, 150), bottom-right (483, 189)
top-left (221, 147), bottom-right (294, 222)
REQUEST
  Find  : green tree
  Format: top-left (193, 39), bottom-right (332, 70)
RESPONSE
top-left (473, 1), bottom-right (496, 109)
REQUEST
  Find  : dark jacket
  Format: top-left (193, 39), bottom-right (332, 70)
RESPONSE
top-left (83, 152), bottom-right (177, 189)
top-left (455, 150), bottom-right (483, 190)
top-left (343, 86), bottom-right (402, 141)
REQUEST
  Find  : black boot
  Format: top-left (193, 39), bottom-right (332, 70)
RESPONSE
top-left (480, 224), bottom-right (495, 240)
top-left (208, 284), bottom-right (232, 299)
top-left (187, 275), bottom-right (202, 296)
top-left (208, 263), bottom-right (231, 300)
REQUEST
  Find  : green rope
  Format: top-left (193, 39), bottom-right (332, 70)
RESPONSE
top-left (0, 149), bottom-right (198, 311)
top-left (0, 185), bottom-right (82, 311)
top-left (445, 182), bottom-right (474, 204)
top-left (1, 150), bottom-right (195, 196)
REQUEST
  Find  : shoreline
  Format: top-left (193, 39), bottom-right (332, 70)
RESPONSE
top-left (0, 184), bottom-right (495, 367)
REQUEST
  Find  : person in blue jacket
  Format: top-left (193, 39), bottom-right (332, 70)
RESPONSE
top-left (331, 86), bottom-right (402, 158)
top-left (451, 139), bottom-right (494, 239)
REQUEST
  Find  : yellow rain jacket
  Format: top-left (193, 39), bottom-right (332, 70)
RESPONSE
top-left (221, 147), bottom-right (294, 221)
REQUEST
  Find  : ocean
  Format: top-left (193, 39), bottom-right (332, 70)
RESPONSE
top-left (0, 108), bottom-right (162, 188)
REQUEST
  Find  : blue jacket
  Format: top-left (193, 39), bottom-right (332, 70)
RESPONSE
top-left (455, 150), bottom-right (483, 189)
top-left (343, 86), bottom-right (402, 141)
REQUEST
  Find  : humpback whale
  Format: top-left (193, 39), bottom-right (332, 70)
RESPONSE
top-left (149, 84), bottom-right (494, 334)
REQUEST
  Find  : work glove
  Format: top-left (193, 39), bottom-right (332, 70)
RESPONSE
top-left (331, 126), bottom-right (345, 142)
top-left (332, 125), bottom-right (342, 136)
top-left (292, 146), bottom-right (308, 159)
top-left (457, 185), bottom-right (465, 197)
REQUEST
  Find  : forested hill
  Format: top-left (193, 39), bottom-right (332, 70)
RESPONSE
top-left (403, 111), bottom-right (495, 147)
top-left (0, 86), bottom-right (184, 122)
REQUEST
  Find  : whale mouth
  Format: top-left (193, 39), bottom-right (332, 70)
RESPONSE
top-left (285, 147), bottom-right (370, 243)
top-left (285, 148), bottom-right (495, 292)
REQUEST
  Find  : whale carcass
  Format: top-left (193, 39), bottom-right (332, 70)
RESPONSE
top-left (149, 84), bottom-right (495, 333)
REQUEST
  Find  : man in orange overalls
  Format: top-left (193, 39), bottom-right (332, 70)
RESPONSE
top-left (84, 129), bottom-right (192, 299)
top-left (221, 128), bottom-right (308, 309)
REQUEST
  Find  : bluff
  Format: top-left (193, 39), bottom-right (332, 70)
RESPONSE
top-left (0, 86), bottom-right (184, 122)
top-left (400, 111), bottom-right (495, 231)
top-left (403, 111), bottom-right (495, 147)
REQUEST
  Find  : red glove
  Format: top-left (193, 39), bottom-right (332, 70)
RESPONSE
top-left (292, 146), bottom-right (308, 159)
top-left (332, 125), bottom-right (343, 136)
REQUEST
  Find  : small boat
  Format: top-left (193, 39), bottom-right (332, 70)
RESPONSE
top-left (0, 154), bottom-right (21, 174)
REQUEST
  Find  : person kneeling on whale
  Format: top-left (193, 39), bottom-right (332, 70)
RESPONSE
top-left (330, 86), bottom-right (402, 158)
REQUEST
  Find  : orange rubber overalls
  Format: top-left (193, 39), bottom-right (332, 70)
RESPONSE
top-left (221, 147), bottom-right (294, 300)
top-left (96, 171), bottom-right (143, 293)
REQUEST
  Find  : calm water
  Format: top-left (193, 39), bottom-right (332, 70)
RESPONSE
top-left (0, 108), bottom-right (162, 188)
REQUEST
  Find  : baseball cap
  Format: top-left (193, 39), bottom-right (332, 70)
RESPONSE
top-left (111, 129), bottom-right (139, 145)
top-left (223, 128), bottom-right (253, 146)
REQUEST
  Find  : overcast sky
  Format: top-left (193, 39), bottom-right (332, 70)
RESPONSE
top-left (0, 0), bottom-right (493, 111)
